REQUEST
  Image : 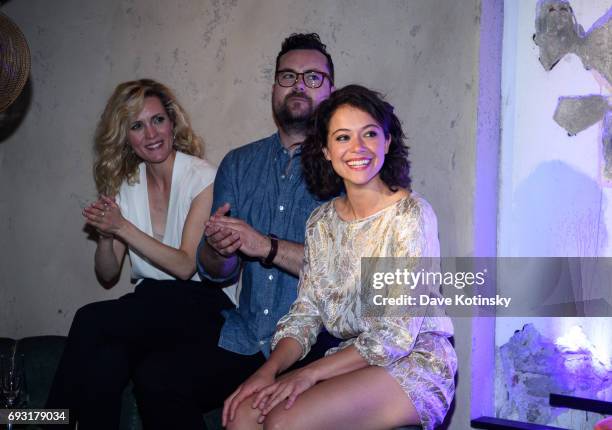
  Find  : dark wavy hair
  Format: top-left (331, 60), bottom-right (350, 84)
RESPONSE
top-left (302, 84), bottom-right (411, 200)
top-left (275, 33), bottom-right (334, 82)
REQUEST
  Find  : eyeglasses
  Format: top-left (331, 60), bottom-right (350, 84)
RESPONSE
top-left (275, 70), bottom-right (332, 89)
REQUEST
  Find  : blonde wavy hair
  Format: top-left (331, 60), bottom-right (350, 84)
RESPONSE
top-left (94, 79), bottom-right (203, 196)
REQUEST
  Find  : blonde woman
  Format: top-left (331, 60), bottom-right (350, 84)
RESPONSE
top-left (46, 79), bottom-right (231, 430)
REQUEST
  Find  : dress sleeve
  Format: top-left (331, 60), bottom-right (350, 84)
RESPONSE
top-left (188, 157), bottom-right (216, 201)
top-left (271, 217), bottom-right (324, 360)
top-left (197, 152), bottom-right (241, 283)
top-left (354, 199), bottom-right (440, 367)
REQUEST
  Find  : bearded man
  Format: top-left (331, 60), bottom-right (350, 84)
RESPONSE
top-left (133, 33), bottom-right (338, 430)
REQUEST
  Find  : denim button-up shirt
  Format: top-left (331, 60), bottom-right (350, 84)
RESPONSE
top-left (197, 133), bottom-right (322, 356)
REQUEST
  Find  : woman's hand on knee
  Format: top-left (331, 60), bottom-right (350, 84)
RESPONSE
top-left (254, 367), bottom-right (317, 420)
top-left (222, 368), bottom-right (276, 427)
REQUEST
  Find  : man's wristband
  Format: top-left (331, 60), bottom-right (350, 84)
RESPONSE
top-left (262, 234), bottom-right (278, 266)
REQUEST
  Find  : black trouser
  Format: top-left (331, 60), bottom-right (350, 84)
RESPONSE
top-left (133, 326), bottom-right (340, 430)
top-left (46, 279), bottom-right (339, 430)
top-left (45, 279), bottom-right (233, 430)
top-left (133, 331), bottom-right (263, 429)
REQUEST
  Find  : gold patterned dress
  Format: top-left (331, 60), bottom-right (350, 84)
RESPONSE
top-left (271, 193), bottom-right (457, 430)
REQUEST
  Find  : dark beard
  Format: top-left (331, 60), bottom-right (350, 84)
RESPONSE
top-left (273, 94), bottom-right (314, 135)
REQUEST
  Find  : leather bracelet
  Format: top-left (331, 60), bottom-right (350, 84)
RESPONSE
top-left (262, 234), bottom-right (278, 266)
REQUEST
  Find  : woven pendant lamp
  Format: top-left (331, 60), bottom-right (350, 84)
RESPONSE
top-left (0, 11), bottom-right (31, 112)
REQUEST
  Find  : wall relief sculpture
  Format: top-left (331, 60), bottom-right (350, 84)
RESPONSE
top-left (534, 0), bottom-right (612, 182)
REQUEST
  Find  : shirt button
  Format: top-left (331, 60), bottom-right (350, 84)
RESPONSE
top-left (268, 274), bottom-right (274, 280)
top-left (259, 340), bottom-right (265, 345)
top-left (281, 174), bottom-right (286, 179)
top-left (279, 205), bottom-right (285, 211)
top-left (263, 309), bottom-right (269, 315)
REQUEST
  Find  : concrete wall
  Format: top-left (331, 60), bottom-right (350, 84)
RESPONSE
top-left (0, 1), bottom-right (485, 427)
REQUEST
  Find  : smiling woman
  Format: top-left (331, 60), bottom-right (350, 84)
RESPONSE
top-left (93, 79), bottom-right (203, 198)
top-left (45, 79), bottom-right (233, 430)
top-left (126, 97), bottom-right (175, 165)
top-left (323, 104), bottom-right (391, 192)
top-left (302, 84), bottom-right (411, 206)
top-left (222, 85), bottom-right (456, 430)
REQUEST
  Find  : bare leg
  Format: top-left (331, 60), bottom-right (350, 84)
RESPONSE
top-left (225, 398), bottom-right (264, 430)
top-left (227, 366), bottom-right (420, 430)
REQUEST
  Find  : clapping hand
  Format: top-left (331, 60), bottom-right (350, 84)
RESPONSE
top-left (83, 195), bottom-right (124, 238)
top-left (205, 203), bottom-right (270, 258)
top-left (204, 203), bottom-right (241, 256)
